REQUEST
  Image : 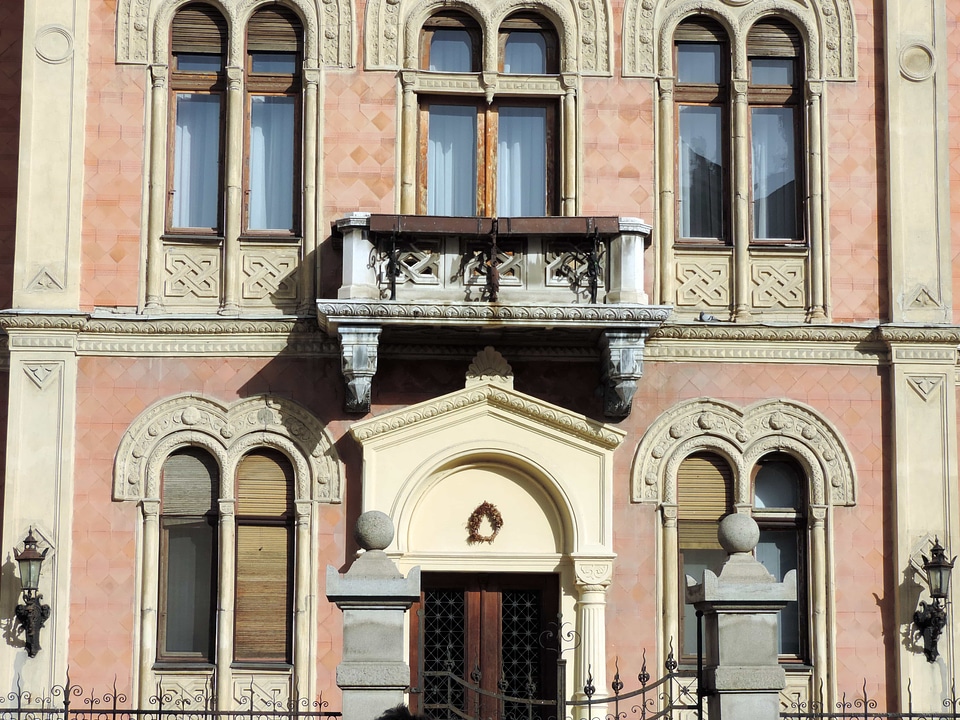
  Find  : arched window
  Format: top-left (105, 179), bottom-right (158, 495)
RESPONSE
top-left (677, 452), bottom-right (733, 658)
top-left (159, 447), bottom-right (219, 662)
top-left (412, 11), bottom-right (562, 217)
top-left (753, 454), bottom-right (807, 659)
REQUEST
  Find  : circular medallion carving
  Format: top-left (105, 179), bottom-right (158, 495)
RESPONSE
top-left (35, 25), bottom-right (74, 64)
top-left (899, 43), bottom-right (935, 82)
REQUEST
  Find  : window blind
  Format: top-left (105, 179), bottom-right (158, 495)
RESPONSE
top-left (236, 449), bottom-right (294, 517)
top-left (235, 524), bottom-right (292, 661)
top-left (674, 16), bottom-right (726, 44)
top-left (171, 4), bottom-right (227, 56)
top-left (747, 18), bottom-right (802, 57)
top-left (677, 453), bottom-right (733, 549)
top-left (247, 6), bottom-right (302, 53)
top-left (161, 447), bottom-right (219, 516)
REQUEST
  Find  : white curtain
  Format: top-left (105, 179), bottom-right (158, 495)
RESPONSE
top-left (429, 30), bottom-right (473, 72)
top-left (497, 106), bottom-right (546, 216)
top-left (427, 105), bottom-right (477, 216)
top-left (751, 107), bottom-right (797, 239)
top-left (503, 32), bottom-right (546, 74)
top-left (678, 105), bottom-right (723, 238)
top-left (249, 96), bottom-right (296, 231)
top-left (173, 93), bottom-right (221, 229)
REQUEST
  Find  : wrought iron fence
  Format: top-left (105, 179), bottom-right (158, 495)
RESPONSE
top-left (0, 679), bottom-right (340, 720)
top-left (780, 680), bottom-right (960, 720)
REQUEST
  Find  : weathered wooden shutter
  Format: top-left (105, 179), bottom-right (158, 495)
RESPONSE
top-left (235, 449), bottom-right (294, 662)
top-left (171, 4), bottom-right (227, 56)
top-left (247, 6), bottom-right (302, 53)
top-left (677, 453), bottom-right (733, 549)
top-left (674, 16), bottom-right (727, 44)
top-left (747, 18), bottom-right (802, 57)
top-left (161, 447), bottom-right (218, 515)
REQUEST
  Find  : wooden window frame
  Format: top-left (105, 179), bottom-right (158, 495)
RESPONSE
top-left (746, 21), bottom-right (805, 248)
top-left (416, 97), bottom-right (559, 217)
top-left (673, 21), bottom-right (730, 247)
top-left (166, 5), bottom-right (227, 238)
top-left (420, 12), bottom-right (482, 72)
top-left (751, 453), bottom-right (810, 664)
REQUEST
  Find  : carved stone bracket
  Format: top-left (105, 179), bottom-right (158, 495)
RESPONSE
top-left (339, 326), bottom-right (382, 414)
top-left (600, 331), bottom-right (648, 420)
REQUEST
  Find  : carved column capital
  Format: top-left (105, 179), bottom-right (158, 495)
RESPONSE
top-left (574, 559), bottom-right (613, 588)
top-left (149, 64), bottom-right (167, 88)
top-left (339, 326), bottom-right (382, 414)
top-left (599, 330), bottom-right (647, 419)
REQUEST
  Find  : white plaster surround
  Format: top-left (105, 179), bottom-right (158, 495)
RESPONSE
top-left (350, 380), bottom-right (625, 701)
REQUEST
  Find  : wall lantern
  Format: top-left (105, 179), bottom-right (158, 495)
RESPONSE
top-left (14, 528), bottom-right (50, 658)
top-left (913, 537), bottom-right (955, 663)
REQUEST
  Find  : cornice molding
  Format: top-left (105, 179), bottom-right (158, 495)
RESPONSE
top-left (352, 382), bottom-right (626, 450)
top-left (317, 301), bottom-right (672, 329)
top-left (650, 324), bottom-right (878, 343)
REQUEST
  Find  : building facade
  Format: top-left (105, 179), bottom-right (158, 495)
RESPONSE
top-left (0, 0), bottom-right (957, 712)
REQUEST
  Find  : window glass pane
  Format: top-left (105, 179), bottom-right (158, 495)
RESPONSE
top-left (427, 105), bottom-right (477, 216)
top-left (754, 460), bottom-right (801, 508)
top-left (173, 93), bottom-right (221, 229)
top-left (677, 43), bottom-right (721, 84)
top-left (249, 96), bottom-right (296, 231)
top-left (504, 32), bottom-right (547, 74)
top-left (757, 530), bottom-right (801, 655)
top-left (164, 519), bottom-right (215, 657)
top-left (175, 53), bottom-right (223, 72)
top-left (680, 549), bottom-right (726, 656)
top-left (498, 106), bottom-right (547, 216)
top-left (751, 58), bottom-right (794, 85)
top-left (751, 107), bottom-right (797, 239)
top-left (251, 52), bottom-right (297, 73)
top-left (429, 29), bottom-right (473, 72)
top-left (678, 105), bottom-right (724, 238)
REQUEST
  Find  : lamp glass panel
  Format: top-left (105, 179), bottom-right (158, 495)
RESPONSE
top-left (929, 564), bottom-right (951, 599)
top-left (19, 558), bottom-right (41, 591)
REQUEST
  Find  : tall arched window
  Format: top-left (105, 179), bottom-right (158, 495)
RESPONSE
top-left (677, 452), bottom-right (733, 658)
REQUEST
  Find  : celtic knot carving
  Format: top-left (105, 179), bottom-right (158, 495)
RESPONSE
top-left (631, 398), bottom-right (857, 507)
top-left (676, 258), bottom-right (730, 307)
top-left (114, 394), bottom-right (342, 503)
top-left (241, 248), bottom-right (299, 303)
top-left (752, 260), bottom-right (805, 309)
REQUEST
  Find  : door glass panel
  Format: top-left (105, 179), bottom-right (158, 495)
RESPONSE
top-left (427, 105), bottom-right (477, 216)
top-left (501, 590), bottom-right (543, 720)
top-left (422, 589), bottom-right (467, 715)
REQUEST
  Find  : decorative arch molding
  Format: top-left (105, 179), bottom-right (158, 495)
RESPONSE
top-left (631, 397), bottom-right (857, 506)
top-left (113, 393), bottom-right (342, 503)
top-left (366, 0), bottom-right (612, 74)
top-left (622, 0), bottom-right (855, 80)
top-left (116, 0), bottom-right (354, 67)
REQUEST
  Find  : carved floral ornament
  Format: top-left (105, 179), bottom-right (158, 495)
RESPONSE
top-left (115, 0), bottom-right (353, 67)
top-left (113, 393), bottom-right (342, 503)
top-left (622, 0), bottom-right (857, 80)
top-left (631, 398), bottom-right (857, 507)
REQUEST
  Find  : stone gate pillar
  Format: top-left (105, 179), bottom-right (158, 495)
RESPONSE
top-left (686, 514), bottom-right (796, 720)
top-left (327, 511), bottom-right (421, 720)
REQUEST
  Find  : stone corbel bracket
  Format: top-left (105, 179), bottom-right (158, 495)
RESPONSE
top-left (600, 330), bottom-right (648, 420)
top-left (339, 326), bottom-right (382, 413)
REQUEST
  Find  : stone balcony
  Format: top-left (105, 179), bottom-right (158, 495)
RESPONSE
top-left (319, 214), bottom-right (672, 418)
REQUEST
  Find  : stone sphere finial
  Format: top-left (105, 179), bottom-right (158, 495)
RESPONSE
top-left (718, 513), bottom-right (759, 554)
top-left (355, 510), bottom-right (395, 551)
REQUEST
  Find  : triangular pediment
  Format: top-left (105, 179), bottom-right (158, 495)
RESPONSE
top-left (351, 381), bottom-right (625, 450)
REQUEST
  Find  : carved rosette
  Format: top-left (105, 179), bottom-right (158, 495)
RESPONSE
top-left (631, 398), bottom-right (857, 507)
top-left (114, 394), bottom-right (342, 503)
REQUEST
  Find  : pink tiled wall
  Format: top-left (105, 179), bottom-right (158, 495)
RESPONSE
top-left (81, 0), bottom-right (145, 310)
top-left (827, 0), bottom-right (886, 322)
top-left (0, 0), bottom-right (23, 309)
top-left (70, 355), bottom-right (352, 693)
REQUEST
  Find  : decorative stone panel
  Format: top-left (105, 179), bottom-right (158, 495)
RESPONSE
top-left (240, 243), bottom-right (300, 309)
top-left (675, 254), bottom-right (731, 309)
top-left (163, 244), bottom-right (221, 307)
top-left (751, 255), bottom-right (806, 310)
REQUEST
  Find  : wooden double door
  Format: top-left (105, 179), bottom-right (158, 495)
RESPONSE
top-left (411, 573), bottom-right (560, 720)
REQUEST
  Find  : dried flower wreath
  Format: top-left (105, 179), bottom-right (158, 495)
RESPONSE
top-left (466, 501), bottom-right (503, 544)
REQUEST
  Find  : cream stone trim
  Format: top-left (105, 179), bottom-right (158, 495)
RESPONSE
top-left (623, 0), bottom-right (856, 80)
top-left (117, 0), bottom-right (353, 67)
top-left (120, 394), bottom-right (339, 705)
top-left (631, 397), bottom-right (857, 506)
top-left (114, 393), bottom-right (342, 502)
top-left (634, 397), bottom-right (855, 706)
top-left (365, 0), bottom-right (611, 74)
